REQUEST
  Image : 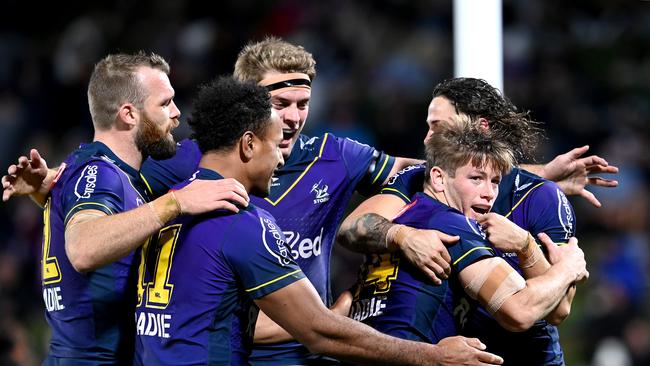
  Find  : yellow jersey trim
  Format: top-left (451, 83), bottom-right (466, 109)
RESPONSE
top-left (64, 202), bottom-right (114, 224)
top-left (380, 187), bottom-right (411, 203)
top-left (264, 134), bottom-right (329, 206)
top-left (504, 182), bottom-right (546, 218)
top-left (371, 155), bottom-right (391, 185)
top-left (453, 247), bottom-right (494, 266)
top-left (245, 269), bottom-right (303, 293)
top-left (140, 173), bottom-right (154, 197)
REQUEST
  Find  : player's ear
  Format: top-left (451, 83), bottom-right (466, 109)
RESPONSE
top-left (116, 103), bottom-right (138, 129)
top-left (430, 166), bottom-right (445, 192)
top-left (240, 131), bottom-right (255, 161)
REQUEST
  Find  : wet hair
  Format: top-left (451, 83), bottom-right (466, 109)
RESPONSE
top-left (433, 77), bottom-right (542, 162)
top-left (88, 51), bottom-right (169, 129)
top-left (188, 76), bottom-right (272, 153)
top-left (233, 36), bottom-right (317, 83)
top-left (424, 116), bottom-right (515, 181)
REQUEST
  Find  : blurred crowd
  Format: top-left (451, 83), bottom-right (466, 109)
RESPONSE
top-left (1, 0), bottom-right (648, 365)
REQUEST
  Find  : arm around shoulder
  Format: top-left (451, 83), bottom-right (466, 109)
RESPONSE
top-left (255, 278), bottom-right (503, 365)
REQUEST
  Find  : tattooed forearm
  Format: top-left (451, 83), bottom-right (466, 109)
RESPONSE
top-left (336, 213), bottom-right (396, 254)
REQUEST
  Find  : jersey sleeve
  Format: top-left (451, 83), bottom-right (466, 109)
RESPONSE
top-left (60, 160), bottom-right (127, 226)
top-left (140, 139), bottom-right (202, 198)
top-left (379, 164), bottom-right (426, 204)
top-left (223, 212), bottom-right (305, 299)
top-left (443, 215), bottom-right (495, 272)
top-left (335, 134), bottom-right (396, 196)
top-left (523, 181), bottom-right (577, 243)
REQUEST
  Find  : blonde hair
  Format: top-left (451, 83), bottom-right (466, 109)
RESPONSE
top-left (233, 36), bottom-right (316, 83)
top-left (424, 116), bottom-right (515, 181)
top-left (87, 51), bottom-right (169, 129)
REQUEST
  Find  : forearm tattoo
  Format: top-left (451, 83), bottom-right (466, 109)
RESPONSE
top-left (337, 213), bottom-right (395, 254)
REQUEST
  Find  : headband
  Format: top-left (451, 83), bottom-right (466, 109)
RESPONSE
top-left (259, 73), bottom-right (311, 96)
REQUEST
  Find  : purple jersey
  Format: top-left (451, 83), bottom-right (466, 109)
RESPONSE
top-left (43, 141), bottom-right (148, 365)
top-left (464, 167), bottom-right (575, 366)
top-left (382, 165), bottom-right (576, 365)
top-left (350, 193), bottom-right (494, 343)
top-left (134, 168), bottom-right (305, 366)
top-left (140, 134), bottom-right (395, 364)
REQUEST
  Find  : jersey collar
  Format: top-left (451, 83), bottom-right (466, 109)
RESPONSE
top-left (193, 167), bottom-right (224, 181)
top-left (82, 141), bottom-right (140, 179)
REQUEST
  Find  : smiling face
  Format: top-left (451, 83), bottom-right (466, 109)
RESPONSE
top-left (248, 111), bottom-right (285, 197)
top-left (440, 162), bottom-right (501, 220)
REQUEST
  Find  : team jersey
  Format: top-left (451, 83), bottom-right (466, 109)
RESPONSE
top-left (381, 165), bottom-right (576, 365)
top-left (349, 192), bottom-right (494, 343)
top-left (140, 134), bottom-right (395, 364)
top-left (134, 168), bottom-right (305, 366)
top-left (42, 141), bottom-right (149, 365)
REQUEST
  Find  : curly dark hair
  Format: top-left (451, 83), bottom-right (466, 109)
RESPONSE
top-left (188, 76), bottom-right (272, 153)
top-left (424, 115), bottom-right (514, 182)
top-left (433, 77), bottom-right (543, 162)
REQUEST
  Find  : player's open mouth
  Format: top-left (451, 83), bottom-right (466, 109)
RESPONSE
top-left (282, 129), bottom-right (298, 145)
top-left (471, 205), bottom-right (490, 215)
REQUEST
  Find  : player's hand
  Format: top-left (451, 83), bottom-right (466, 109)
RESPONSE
top-left (330, 290), bottom-right (353, 316)
top-left (477, 213), bottom-right (529, 253)
top-left (538, 233), bottom-right (589, 284)
top-left (2, 149), bottom-right (51, 202)
top-left (397, 227), bottom-right (456, 285)
top-left (434, 336), bottom-right (503, 365)
top-left (541, 145), bottom-right (618, 207)
top-left (174, 178), bottom-right (249, 214)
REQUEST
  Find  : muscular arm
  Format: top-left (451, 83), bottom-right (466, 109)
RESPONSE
top-left (459, 243), bottom-right (587, 332)
top-left (337, 193), bottom-right (454, 284)
top-left (537, 234), bottom-right (580, 325)
top-left (478, 213), bottom-right (579, 325)
top-left (65, 192), bottom-right (180, 272)
top-left (256, 278), bottom-right (503, 366)
top-left (66, 178), bottom-right (249, 272)
top-left (337, 193), bottom-right (401, 253)
top-left (254, 290), bottom-right (352, 344)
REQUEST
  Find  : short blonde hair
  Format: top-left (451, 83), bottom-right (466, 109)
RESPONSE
top-left (233, 36), bottom-right (316, 83)
top-left (424, 116), bottom-right (515, 181)
top-left (87, 51), bottom-right (169, 129)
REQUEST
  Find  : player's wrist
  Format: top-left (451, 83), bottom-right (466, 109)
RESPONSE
top-left (150, 191), bottom-right (182, 225)
top-left (517, 233), bottom-right (540, 268)
top-left (385, 224), bottom-right (407, 251)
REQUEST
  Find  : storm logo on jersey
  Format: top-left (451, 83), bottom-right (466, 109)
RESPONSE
top-left (311, 180), bottom-right (330, 204)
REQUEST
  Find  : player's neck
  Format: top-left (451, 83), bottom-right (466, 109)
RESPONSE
top-left (93, 131), bottom-right (143, 170)
top-left (424, 184), bottom-right (457, 210)
top-left (198, 152), bottom-right (252, 193)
